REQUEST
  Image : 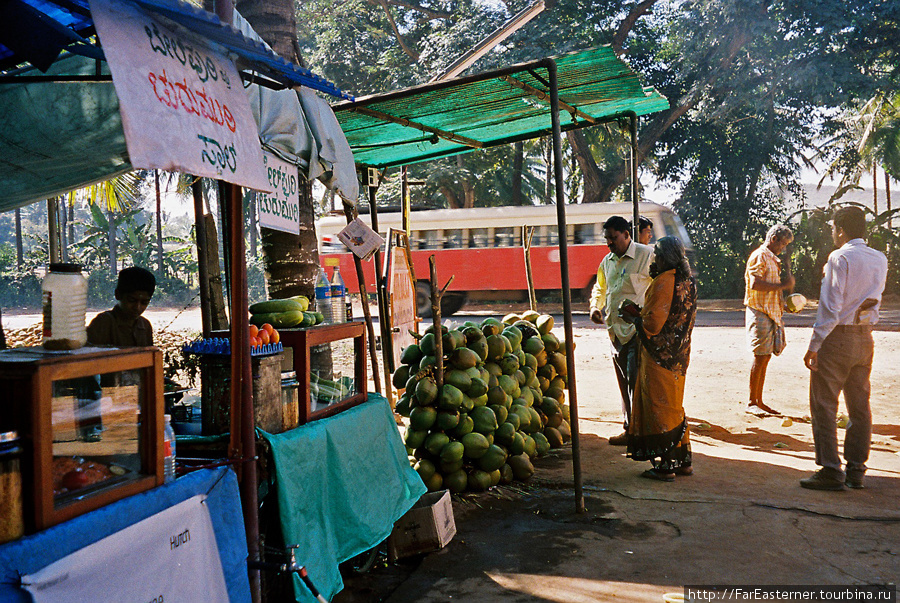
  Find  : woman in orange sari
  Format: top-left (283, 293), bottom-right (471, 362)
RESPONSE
top-left (620, 236), bottom-right (697, 481)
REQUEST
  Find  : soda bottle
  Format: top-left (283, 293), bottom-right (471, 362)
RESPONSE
top-left (315, 267), bottom-right (332, 324)
top-left (163, 414), bottom-right (176, 483)
top-left (331, 267), bottom-right (347, 323)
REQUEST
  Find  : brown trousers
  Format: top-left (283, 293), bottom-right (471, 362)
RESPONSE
top-left (809, 325), bottom-right (874, 476)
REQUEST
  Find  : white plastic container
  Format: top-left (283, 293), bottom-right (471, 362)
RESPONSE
top-left (163, 414), bottom-right (176, 483)
top-left (42, 263), bottom-right (88, 350)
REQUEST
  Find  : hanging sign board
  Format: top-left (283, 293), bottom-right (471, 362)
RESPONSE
top-left (89, 0), bottom-right (271, 192)
top-left (384, 229), bottom-right (418, 371)
top-left (21, 495), bottom-right (229, 603)
top-left (338, 217), bottom-right (385, 261)
top-left (257, 152), bottom-right (301, 234)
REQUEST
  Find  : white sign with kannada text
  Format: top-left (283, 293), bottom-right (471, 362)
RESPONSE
top-left (257, 152), bottom-right (300, 234)
top-left (90, 0), bottom-right (271, 191)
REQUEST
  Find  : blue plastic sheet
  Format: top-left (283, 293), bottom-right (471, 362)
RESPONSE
top-left (0, 467), bottom-right (250, 602)
top-left (260, 394), bottom-right (426, 603)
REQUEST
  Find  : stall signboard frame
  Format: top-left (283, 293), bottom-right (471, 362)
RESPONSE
top-left (88, 0), bottom-right (271, 192)
top-left (383, 229), bottom-right (418, 373)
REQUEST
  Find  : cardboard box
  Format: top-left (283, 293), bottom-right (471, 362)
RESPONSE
top-left (388, 490), bottom-right (456, 560)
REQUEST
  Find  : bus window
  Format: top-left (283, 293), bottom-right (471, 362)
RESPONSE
top-left (573, 223), bottom-right (595, 244)
top-left (661, 213), bottom-right (693, 246)
top-left (420, 230), bottom-right (440, 249)
top-left (543, 226), bottom-right (559, 246)
top-left (470, 228), bottom-right (489, 248)
top-left (444, 229), bottom-right (464, 249)
top-left (495, 227), bottom-right (516, 247)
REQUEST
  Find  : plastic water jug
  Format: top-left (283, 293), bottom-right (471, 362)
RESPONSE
top-left (331, 266), bottom-right (346, 323)
top-left (315, 267), bottom-right (332, 325)
top-left (42, 263), bottom-right (88, 350)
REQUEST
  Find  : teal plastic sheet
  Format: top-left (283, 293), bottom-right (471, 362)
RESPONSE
top-left (260, 394), bottom-right (426, 603)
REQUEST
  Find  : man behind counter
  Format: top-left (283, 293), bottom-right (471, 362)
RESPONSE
top-left (87, 266), bottom-right (156, 347)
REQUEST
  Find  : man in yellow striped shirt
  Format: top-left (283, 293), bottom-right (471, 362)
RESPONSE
top-left (744, 224), bottom-right (795, 415)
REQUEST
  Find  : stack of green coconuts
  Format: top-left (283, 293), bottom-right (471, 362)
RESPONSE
top-left (393, 310), bottom-right (572, 493)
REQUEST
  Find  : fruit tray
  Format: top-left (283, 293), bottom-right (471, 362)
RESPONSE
top-left (182, 338), bottom-right (283, 357)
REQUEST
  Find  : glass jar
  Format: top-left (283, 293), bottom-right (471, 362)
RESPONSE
top-left (42, 263), bottom-right (88, 350)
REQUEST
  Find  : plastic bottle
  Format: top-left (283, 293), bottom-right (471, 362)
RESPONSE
top-left (331, 267), bottom-right (347, 324)
top-left (42, 263), bottom-right (88, 350)
top-left (163, 414), bottom-right (176, 483)
top-left (315, 267), bottom-right (333, 325)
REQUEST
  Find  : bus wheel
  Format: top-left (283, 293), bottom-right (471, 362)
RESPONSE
top-left (415, 282), bottom-right (466, 318)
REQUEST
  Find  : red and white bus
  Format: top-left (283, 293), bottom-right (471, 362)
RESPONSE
top-left (316, 201), bottom-right (693, 315)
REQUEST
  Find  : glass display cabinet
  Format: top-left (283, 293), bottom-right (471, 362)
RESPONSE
top-left (0, 347), bottom-right (163, 533)
top-left (278, 321), bottom-right (367, 424)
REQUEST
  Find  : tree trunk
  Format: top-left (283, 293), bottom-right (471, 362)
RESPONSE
top-left (511, 142), bottom-right (523, 206)
top-left (439, 185), bottom-right (460, 208)
top-left (873, 161), bottom-right (878, 216)
top-left (68, 202), bottom-right (75, 259)
top-left (248, 191), bottom-right (258, 257)
top-left (567, 130), bottom-right (604, 203)
top-left (235, 0), bottom-right (320, 300)
top-left (155, 170), bottom-right (165, 278)
top-left (58, 198), bottom-right (68, 262)
top-left (108, 207), bottom-right (117, 276)
top-left (457, 155), bottom-right (476, 208)
top-left (886, 169), bottom-right (892, 229)
top-left (47, 198), bottom-right (59, 264)
top-left (14, 208), bottom-right (23, 268)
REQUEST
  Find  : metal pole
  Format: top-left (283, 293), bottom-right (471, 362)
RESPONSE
top-left (546, 59), bottom-right (584, 514)
top-left (342, 202), bottom-right (382, 394)
top-left (225, 182), bottom-right (261, 603)
top-left (629, 113), bottom-right (639, 241)
top-left (368, 184), bottom-right (393, 401)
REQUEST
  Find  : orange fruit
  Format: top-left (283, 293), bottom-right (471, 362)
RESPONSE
top-left (249, 325), bottom-right (259, 338)
top-left (250, 336), bottom-right (260, 348)
top-left (270, 330), bottom-right (280, 344)
top-left (259, 330), bottom-right (270, 345)
top-left (262, 323), bottom-right (274, 335)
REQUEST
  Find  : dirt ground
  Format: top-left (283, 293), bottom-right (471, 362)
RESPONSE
top-left (339, 301), bottom-right (900, 603)
top-left (4, 301), bottom-right (899, 600)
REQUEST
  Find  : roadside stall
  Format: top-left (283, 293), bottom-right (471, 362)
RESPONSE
top-left (328, 46), bottom-right (670, 511)
top-left (0, 0), bottom-right (424, 602)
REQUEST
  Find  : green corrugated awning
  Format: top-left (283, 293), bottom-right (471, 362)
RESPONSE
top-left (333, 46), bottom-right (669, 169)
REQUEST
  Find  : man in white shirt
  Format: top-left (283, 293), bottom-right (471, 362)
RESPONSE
top-left (801, 207), bottom-right (888, 491)
top-left (590, 216), bottom-right (654, 445)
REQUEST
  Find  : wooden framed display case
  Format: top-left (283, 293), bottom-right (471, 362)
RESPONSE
top-left (279, 322), bottom-right (367, 424)
top-left (0, 347), bottom-right (163, 533)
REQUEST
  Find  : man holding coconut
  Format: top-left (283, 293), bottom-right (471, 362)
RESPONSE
top-left (744, 224), bottom-right (795, 416)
